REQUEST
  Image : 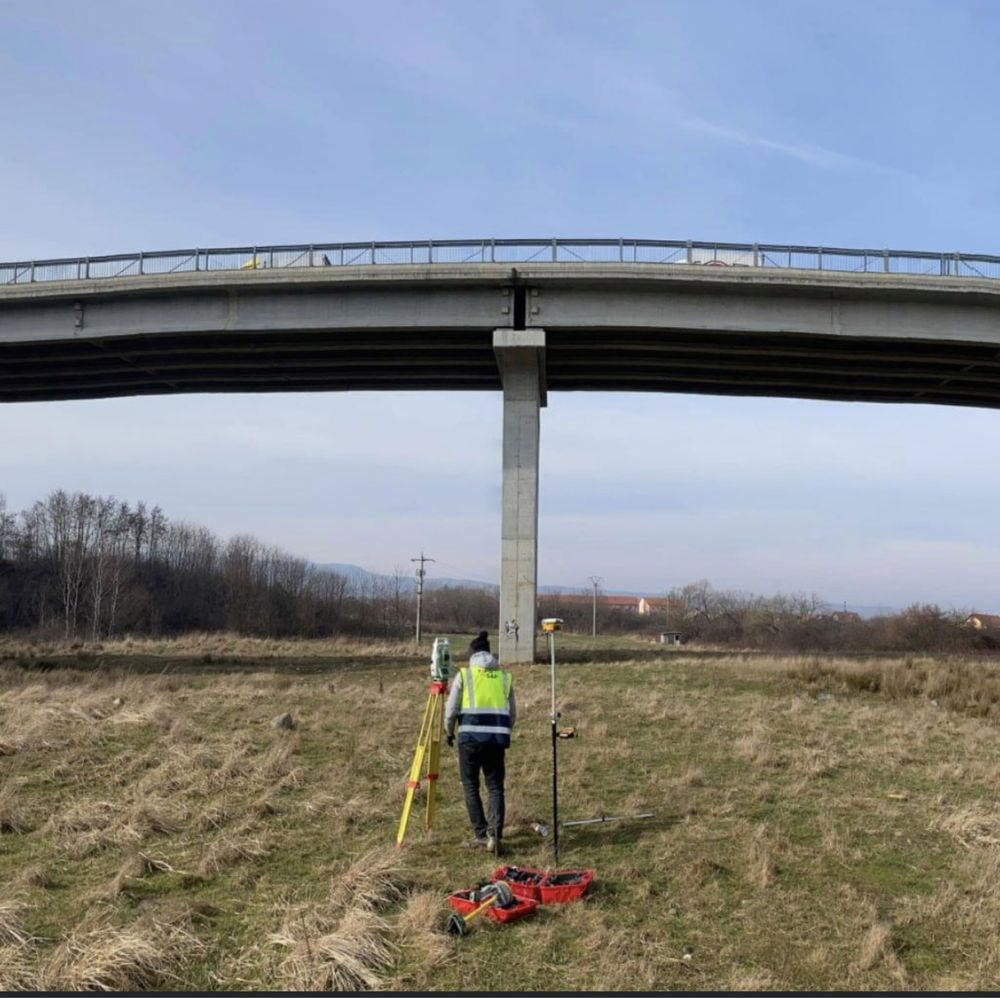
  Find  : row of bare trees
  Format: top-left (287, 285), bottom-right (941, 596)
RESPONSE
top-left (540, 579), bottom-right (985, 653)
top-left (662, 580), bottom-right (984, 653)
top-left (0, 491), bottom-right (498, 640)
top-left (1, 492), bottom-right (983, 651)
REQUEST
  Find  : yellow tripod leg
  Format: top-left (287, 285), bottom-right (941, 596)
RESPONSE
top-left (425, 691), bottom-right (444, 831)
top-left (396, 692), bottom-right (434, 847)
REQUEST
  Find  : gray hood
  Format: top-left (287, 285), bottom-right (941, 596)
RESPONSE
top-left (469, 651), bottom-right (499, 669)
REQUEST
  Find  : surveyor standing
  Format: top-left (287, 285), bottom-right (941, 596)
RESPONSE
top-left (445, 630), bottom-right (516, 855)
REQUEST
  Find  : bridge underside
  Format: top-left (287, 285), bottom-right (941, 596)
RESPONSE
top-left (3, 326), bottom-right (1000, 408)
top-left (5, 262), bottom-right (1000, 660)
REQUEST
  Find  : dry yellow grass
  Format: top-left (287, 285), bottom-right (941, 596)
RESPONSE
top-left (3, 639), bottom-right (1000, 989)
top-left (40, 909), bottom-right (203, 992)
top-left (270, 905), bottom-right (395, 991)
top-left (934, 803), bottom-right (1000, 848)
top-left (0, 942), bottom-right (37, 992)
top-left (0, 783), bottom-right (30, 834)
top-left (0, 631), bottom-right (416, 664)
top-left (328, 848), bottom-right (410, 912)
top-left (390, 889), bottom-right (454, 988)
top-left (268, 847), bottom-right (412, 990)
top-left (746, 825), bottom-right (775, 889)
top-left (0, 901), bottom-right (34, 948)
top-left (196, 824), bottom-right (269, 877)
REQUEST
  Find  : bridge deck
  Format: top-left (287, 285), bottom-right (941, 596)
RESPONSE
top-left (3, 261), bottom-right (1000, 408)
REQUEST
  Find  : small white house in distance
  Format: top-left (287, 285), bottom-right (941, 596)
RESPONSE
top-left (639, 597), bottom-right (672, 615)
top-left (965, 612), bottom-right (1000, 630)
top-left (659, 631), bottom-right (681, 646)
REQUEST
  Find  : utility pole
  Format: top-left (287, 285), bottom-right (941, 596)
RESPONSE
top-left (588, 576), bottom-right (602, 637)
top-left (411, 553), bottom-right (435, 646)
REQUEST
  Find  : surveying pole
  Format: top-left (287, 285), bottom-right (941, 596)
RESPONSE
top-left (541, 617), bottom-right (564, 865)
top-left (588, 576), bottom-right (602, 637)
top-left (411, 553), bottom-right (434, 646)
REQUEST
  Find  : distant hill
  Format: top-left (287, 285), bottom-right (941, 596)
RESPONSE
top-left (313, 565), bottom-right (898, 616)
top-left (314, 563), bottom-right (498, 593)
top-left (315, 564), bottom-right (659, 597)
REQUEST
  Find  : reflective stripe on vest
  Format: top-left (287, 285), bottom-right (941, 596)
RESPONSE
top-left (458, 666), bottom-right (512, 745)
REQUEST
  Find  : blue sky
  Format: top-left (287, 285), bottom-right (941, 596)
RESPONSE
top-left (2, 0), bottom-right (1000, 608)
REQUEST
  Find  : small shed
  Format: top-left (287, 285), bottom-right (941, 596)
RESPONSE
top-left (659, 631), bottom-right (681, 646)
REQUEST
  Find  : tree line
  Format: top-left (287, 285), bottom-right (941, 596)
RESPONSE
top-left (0, 491), bottom-right (987, 653)
top-left (0, 491), bottom-right (495, 640)
top-left (662, 580), bottom-right (986, 653)
top-left (540, 579), bottom-right (988, 653)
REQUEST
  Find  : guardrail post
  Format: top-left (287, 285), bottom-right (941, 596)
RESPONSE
top-left (29, 262), bottom-right (34, 283)
top-left (817, 247), bottom-right (823, 270)
top-left (618, 238), bottom-right (623, 262)
top-left (194, 250), bottom-right (200, 272)
top-left (371, 241), bottom-right (376, 265)
top-left (954, 253), bottom-right (962, 277)
top-left (752, 243), bottom-right (759, 267)
top-left (491, 238), bottom-right (496, 263)
top-left (308, 244), bottom-right (314, 267)
top-left (76, 260), bottom-right (82, 280)
top-left (551, 238), bottom-right (557, 262)
top-left (269, 248), bottom-right (274, 269)
top-left (428, 239), bottom-right (433, 264)
top-left (85, 257), bottom-right (90, 279)
top-left (883, 250), bottom-right (889, 273)
top-left (138, 251), bottom-right (144, 275)
top-left (685, 240), bottom-right (693, 264)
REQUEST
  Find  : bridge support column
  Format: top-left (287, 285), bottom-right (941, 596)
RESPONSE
top-left (494, 328), bottom-right (546, 664)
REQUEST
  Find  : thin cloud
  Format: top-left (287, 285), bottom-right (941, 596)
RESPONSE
top-left (612, 74), bottom-right (905, 179)
top-left (679, 113), bottom-right (904, 177)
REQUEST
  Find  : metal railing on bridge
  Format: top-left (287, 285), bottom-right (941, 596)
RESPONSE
top-left (4, 238), bottom-right (1000, 286)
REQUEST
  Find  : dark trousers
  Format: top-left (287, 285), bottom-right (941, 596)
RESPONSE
top-left (458, 740), bottom-right (506, 840)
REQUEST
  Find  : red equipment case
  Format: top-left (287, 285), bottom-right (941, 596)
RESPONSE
top-left (446, 888), bottom-right (538, 924)
top-left (490, 866), bottom-right (594, 904)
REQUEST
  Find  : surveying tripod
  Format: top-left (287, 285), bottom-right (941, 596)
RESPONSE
top-left (396, 638), bottom-right (452, 847)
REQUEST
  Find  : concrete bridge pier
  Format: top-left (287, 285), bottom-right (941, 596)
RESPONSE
top-left (494, 328), bottom-right (546, 664)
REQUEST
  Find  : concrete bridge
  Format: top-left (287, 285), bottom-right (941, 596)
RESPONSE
top-left (4, 238), bottom-right (1000, 661)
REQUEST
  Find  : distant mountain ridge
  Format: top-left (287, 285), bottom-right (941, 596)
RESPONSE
top-left (313, 563), bottom-right (896, 618)
top-left (315, 563), bottom-right (497, 593)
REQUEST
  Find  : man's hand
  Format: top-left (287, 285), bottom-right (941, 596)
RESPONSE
top-left (446, 734), bottom-right (455, 748)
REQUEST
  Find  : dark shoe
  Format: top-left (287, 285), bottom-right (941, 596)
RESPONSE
top-left (486, 834), bottom-right (505, 857)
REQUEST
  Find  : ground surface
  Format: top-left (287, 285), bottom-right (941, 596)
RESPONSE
top-left (2, 633), bottom-right (1000, 991)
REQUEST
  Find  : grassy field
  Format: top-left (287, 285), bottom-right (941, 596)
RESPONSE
top-left (2, 633), bottom-right (1000, 991)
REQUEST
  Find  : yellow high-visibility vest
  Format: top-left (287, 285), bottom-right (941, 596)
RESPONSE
top-left (458, 666), bottom-right (513, 746)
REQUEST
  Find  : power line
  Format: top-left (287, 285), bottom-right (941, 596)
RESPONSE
top-left (411, 552), bottom-right (435, 646)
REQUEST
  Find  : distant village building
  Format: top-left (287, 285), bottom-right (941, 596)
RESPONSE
top-left (965, 612), bottom-right (1000, 631)
top-left (537, 592), bottom-right (688, 640)
top-left (830, 611), bottom-right (862, 624)
top-left (538, 593), bottom-right (686, 618)
top-left (602, 595), bottom-right (642, 613)
top-left (538, 594), bottom-right (640, 613)
top-left (638, 597), bottom-right (674, 616)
